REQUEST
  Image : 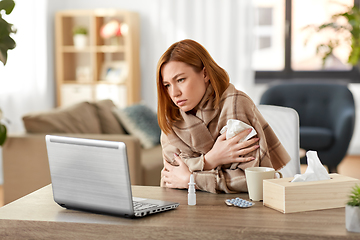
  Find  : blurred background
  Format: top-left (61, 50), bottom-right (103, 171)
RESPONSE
top-left (1, 0), bottom-right (360, 187)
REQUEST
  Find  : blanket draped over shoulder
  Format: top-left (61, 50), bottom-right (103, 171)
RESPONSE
top-left (160, 83), bottom-right (290, 193)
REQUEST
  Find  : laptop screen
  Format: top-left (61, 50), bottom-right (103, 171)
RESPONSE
top-left (46, 135), bottom-right (134, 216)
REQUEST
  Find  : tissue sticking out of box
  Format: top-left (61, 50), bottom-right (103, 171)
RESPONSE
top-left (220, 119), bottom-right (257, 141)
top-left (291, 151), bottom-right (330, 182)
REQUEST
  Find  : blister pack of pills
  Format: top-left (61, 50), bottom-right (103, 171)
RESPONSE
top-left (225, 197), bottom-right (254, 208)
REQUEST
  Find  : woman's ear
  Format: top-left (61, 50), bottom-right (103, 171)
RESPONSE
top-left (203, 67), bottom-right (210, 82)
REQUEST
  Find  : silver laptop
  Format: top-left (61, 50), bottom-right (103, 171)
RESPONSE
top-left (45, 135), bottom-right (179, 218)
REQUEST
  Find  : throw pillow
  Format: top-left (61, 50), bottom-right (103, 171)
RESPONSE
top-left (112, 104), bottom-right (161, 149)
top-left (93, 99), bottom-right (125, 134)
top-left (23, 102), bottom-right (102, 133)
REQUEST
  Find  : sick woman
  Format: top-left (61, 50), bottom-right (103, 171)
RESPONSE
top-left (157, 39), bottom-right (290, 193)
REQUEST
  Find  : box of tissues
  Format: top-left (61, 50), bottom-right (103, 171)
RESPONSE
top-left (263, 151), bottom-right (360, 213)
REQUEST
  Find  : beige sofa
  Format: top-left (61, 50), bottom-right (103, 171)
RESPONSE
top-left (2, 100), bottom-right (163, 204)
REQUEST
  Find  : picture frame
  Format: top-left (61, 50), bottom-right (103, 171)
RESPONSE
top-left (100, 61), bottom-right (128, 83)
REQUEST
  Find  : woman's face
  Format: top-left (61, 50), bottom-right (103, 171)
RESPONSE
top-left (161, 61), bottom-right (210, 112)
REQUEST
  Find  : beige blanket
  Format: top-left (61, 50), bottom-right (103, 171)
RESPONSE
top-left (161, 83), bottom-right (290, 193)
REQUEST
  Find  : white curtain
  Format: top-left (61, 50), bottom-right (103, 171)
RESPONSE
top-left (0, 0), bottom-right (51, 134)
top-left (0, 0), bottom-right (50, 184)
top-left (154, 0), bottom-right (254, 95)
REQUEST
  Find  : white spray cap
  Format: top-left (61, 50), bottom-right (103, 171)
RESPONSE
top-left (189, 174), bottom-right (194, 184)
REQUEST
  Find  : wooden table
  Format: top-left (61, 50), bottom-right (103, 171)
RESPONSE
top-left (0, 185), bottom-right (358, 239)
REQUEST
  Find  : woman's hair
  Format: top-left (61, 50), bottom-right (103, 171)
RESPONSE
top-left (156, 39), bottom-right (230, 134)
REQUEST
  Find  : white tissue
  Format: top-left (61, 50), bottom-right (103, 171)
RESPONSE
top-left (291, 151), bottom-right (330, 182)
top-left (220, 119), bottom-right (257, 141)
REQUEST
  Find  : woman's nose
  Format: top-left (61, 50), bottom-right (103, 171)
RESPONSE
top-left (170, 85), bottom-right (181, 97)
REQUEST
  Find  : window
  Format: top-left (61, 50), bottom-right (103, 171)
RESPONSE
top-left (253, 0), bottom-right (360, 82)
top-left (253, 0), bottom-right (285, 71)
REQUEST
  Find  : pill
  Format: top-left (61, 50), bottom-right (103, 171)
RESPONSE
top-left (225, 198), bottom-right (255, 208)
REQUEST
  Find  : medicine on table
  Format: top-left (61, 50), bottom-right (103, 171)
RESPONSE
top-left (225, 197), bottom-right (254, 208)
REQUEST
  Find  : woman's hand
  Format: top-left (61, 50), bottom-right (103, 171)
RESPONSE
top-left (204, 128), bottom-right (259, 170)
top-left (161, 154), bottom-right (191, 189)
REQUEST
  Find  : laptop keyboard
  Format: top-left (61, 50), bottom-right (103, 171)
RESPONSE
top-left (133, 201), bottom-right (159, 211)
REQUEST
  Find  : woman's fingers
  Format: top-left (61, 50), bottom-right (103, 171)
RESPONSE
top-left (164, 182), bottom-right (173, 188)
top-left (218, 130), bottom-right (227, 140)
top-left (163, 159), bottom-right (173, 170)
top-left (234, 145), bottom-right (259, 163)
top-left (236, 156), bottom-right (255, 163)
top-left (237, 137), bottom-right (259, 149)
top-left (237, 142), bottom-right (259, 155)
top-left (233, 137), bottom-right (260, 163)
top-left (173, 154), bottom-right (185, 167)
top-left (162, 169), bottom-right (170, 178)
top-left (232, 128), bottom-right (253, 143)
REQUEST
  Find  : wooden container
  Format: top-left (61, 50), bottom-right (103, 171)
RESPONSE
top-left (263, 174), bottom-right (360, 213)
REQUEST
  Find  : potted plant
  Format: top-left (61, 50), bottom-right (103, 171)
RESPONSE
top-left (304, 4), bottom-right (360, 67)
top-left (346, 184), bottom-right (360, 233)
top-left (73, 26), bottom-right (88, 49)
top-left (0, 0), bottom-right (16, 146)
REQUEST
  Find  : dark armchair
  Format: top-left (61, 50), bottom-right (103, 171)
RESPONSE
top-left (260, 82), bottom-right (355, 173)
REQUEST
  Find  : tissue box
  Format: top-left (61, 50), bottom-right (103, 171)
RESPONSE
top-left (263, 174), bottom-right (360, 213)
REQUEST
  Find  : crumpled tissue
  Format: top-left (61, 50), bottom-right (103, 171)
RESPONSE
top-left (220, 119), bottom-right (257, 141)
top-left (291, 150), bottom-right (330, 182)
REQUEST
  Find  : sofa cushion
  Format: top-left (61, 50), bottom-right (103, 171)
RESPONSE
top-left (112, 104), bottom-right (161, 149)
top-left (300, 126), bottom-right (334, 150)
top-left (23, 102), bottom-right (102, 133)
top-left (93, 99), bottom-right (125, 134)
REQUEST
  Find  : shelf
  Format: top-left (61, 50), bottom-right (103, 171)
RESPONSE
top-left (96, 45), bottom-right (126, 52)
top-left (62, 46), bottom-right (93, 52)
top-left (96, 80), bottom-right (127, 85)
top-left (63, 81), bottom-right (94, 84)
top-left (61, 45), bottom-right (126, 53)
top-left (55, 9), bottom-right (140, 107)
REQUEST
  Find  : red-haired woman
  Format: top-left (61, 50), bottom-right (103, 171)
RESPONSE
top-left (157, 39), bottom-right (290, 193)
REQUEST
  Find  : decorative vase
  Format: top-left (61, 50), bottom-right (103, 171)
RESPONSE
top-left (346, 205), bottom-right (360, 233)
top-left (73, 34), bottom-right (87, 49)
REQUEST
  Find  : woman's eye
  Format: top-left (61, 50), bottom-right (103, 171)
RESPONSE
top-left (177, 78), bottom-right (185, 83)
top-left (164, 84), bottom-right (170, 88)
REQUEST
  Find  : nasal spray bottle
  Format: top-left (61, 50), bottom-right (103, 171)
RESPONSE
top-left (188, 174), bottom-right (196, 205)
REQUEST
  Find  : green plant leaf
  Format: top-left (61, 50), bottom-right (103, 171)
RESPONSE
top-left (0, 123), bottom-right (6, 146)
top-left (304, 4), bottom-right (360, 66)
top-left (347, 184), bottom-right (360, 207)
top-left (73, 26), bottom-right (88, 35)
top-left (0, 0), bottom-right (16, 65)
top-left (0, 0), bottom-right (15, 14)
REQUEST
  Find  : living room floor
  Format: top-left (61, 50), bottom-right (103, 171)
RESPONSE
top-left (0, 155), bottom-right (359, 208)
top-left (331, 155), bottom-right (360, 180)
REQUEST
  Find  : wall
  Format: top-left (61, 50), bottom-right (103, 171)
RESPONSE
top-left (0, 1), bottom-right (253, 185)
top-left (46, 0), bottom-right (360, 155)
top-left (1, 0), bottom-right (359, 186)
top-left (48, 0), bottom-right (254, 111)
top-left (47, 0), bottom-right (162, 109)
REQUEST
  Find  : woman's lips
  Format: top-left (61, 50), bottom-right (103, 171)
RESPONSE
top-left (177, 100), bottom-right (186, 106)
